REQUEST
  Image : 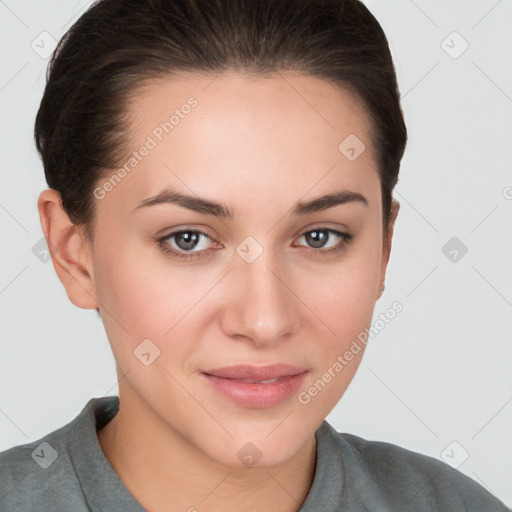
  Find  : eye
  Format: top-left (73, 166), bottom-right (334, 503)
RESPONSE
top-left (157, 226), bottom-right (354, 261)
top-left (293, 227), bottom-right (353, 256)
top-left (158, 229), bottom-right (217, 260)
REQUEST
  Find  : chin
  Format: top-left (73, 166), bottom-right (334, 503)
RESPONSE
top-left (192, 419), bottom-right (309, 469)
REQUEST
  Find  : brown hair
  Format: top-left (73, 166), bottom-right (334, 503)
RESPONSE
top-left (35, 0), bottom-right (407, 240)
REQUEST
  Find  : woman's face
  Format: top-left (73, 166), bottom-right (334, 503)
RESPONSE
top-left (87, 71), bottom-right (397, 467)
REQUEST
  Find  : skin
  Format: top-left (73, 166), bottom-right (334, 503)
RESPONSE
top-left (38, 70), bottom-right (399, 512)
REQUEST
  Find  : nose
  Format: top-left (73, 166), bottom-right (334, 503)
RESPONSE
top-left (219, 248), bottom-right (301, 349)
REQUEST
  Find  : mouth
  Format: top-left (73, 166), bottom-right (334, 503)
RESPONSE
top-left (226, 377), bottom-right (286, 384)
top-left (203, 363), bottom-right (308, 381)
top-left (201, 364), bottom-right (308, 408)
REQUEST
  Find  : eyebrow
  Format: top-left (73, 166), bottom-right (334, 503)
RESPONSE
top-left (132, 188), bottom-right (368, 217)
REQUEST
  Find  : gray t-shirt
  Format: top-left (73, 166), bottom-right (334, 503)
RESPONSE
top-left (0, 396), bottom-right (509, 511)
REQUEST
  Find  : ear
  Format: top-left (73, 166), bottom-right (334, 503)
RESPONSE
top-left (37, 188), bottom-right (98, 309)
top-left (377, 199), bottom-right (400, 299)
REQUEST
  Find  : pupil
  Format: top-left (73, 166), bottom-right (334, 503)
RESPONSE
top-left (176, 232), bottom-right (199, 250)
top-left (307, 230), bottom-right (328, 249)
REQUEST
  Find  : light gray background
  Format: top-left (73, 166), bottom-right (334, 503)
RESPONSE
top-left (1, 0), bottom-right (511, 506)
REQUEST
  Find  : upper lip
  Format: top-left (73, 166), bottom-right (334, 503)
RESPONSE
top-left (203, 364), bottom-right (308, 380)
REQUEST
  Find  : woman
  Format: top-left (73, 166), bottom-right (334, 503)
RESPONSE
top-left (0, 0), bottom-right (509, 510)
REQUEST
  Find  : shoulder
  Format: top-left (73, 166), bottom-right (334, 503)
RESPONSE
top-left (0, 429), bottom-right (84, 509)
top-left (0, 398), bottom-right (108, 510)
top-left (323, 424), bottom-right (510, 511)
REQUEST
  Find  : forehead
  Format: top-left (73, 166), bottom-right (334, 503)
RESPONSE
top-left (126, 69), bottom-right (373, 149)
top-left (101, 70), bottom-right (379, 213)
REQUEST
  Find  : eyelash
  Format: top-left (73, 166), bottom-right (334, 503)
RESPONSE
top-left (156, 226), bottom-right (354, 261)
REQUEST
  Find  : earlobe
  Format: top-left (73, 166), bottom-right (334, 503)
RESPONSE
top-left (37, 189), bottom-right (99, 310)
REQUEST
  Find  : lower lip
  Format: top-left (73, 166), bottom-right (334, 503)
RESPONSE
top-left (202, 371), bottom-right (308, 408)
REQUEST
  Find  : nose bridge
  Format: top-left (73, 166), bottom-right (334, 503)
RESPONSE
top-left (222, 244), bottom-right (299, 345)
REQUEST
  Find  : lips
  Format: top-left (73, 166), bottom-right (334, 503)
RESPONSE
top-left (201, 364), bottom-right (309, 408)
top-left (203, 363), bottom-right (307, 382)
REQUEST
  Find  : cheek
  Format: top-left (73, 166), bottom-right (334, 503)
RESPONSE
top-left (93, 230), bottom-right (204, 332)
top-left (301, 239), bottom-right (382, 343)
top-left (293, 235), bottom-right (382, 404)
top-left (92, 246), bottom-right (207, 389)
top-left (294, 250), bottom-right (381, 414)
